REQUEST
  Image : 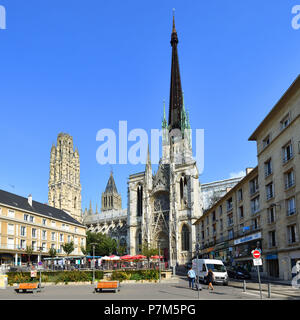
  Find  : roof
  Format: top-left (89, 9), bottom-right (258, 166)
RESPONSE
top-left (104, 172), bottom-right (118, 194)
top-left (0, 189), bottom-right (84, 227)
top-left (249, 75), bottom-right (300, 141)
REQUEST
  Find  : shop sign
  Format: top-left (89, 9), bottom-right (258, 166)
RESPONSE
top-left (234, 232), bottom-right (261, 245)
top-left (266, 254), bottom-right (278, 260)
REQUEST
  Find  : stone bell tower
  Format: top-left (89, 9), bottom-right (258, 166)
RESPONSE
top-left (48, 133), bottom-right (82, 222)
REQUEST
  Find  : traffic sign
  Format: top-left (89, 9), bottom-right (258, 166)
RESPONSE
top-left (252, 250), bottom-right (261, 259)
top-left (253, 258), bottom-right (262, 266)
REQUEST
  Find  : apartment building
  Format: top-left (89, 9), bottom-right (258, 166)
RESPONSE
top-left (249, 75), bottom-right (300, 281)
top-left (0, 189), bottom-right (86, 266)
top-left (195, 75), bottom-right (300, 281)
top-left (195, 167), bottom-right (260, 268)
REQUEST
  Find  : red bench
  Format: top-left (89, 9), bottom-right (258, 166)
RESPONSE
top-left (15, 283), bottom-right (41, 293)
top-left (94, 281), bottom-right (120, 293)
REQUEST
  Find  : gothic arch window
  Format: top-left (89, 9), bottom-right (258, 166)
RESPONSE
top-left (181, 224), bottom-right (190, 251)
top-left (137, 185), bottom-right (143, 217)
top-left (180, 176), bottom-right (188, 208)
top-left (74, 196), bottom-right (77, 209)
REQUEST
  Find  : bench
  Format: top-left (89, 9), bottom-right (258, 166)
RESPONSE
top-left (15, 283), bottom-right (41, 293)
top-left (94, 281), bottom-right (120, 293)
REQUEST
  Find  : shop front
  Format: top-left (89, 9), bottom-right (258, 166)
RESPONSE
top-left (233, 232), bottom-right (262, 270)
top-left (265, 253), bottom-right (279, 278)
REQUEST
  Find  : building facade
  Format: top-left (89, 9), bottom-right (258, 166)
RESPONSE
top-left (127, 17), bottom-right (202, 267)
top-left (0, 190), bottom-right (86, 267)
top-left (48, 133), bottom-right (82, 222)
top-left (195, 76), bottom-right (300, 281)
top-left (249, 76), bottom-right (300, 281)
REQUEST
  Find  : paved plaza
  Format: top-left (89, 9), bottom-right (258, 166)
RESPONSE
top-left (0, 277), bottom-right (298, 300)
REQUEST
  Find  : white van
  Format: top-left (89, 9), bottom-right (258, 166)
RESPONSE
top-left (192, 259), bottom-right (228, 286)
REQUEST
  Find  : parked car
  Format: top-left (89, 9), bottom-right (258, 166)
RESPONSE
top-left (227, 266), bottom-right (251, 280)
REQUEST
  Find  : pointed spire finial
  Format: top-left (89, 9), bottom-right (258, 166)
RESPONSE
top-left (172, 8), bottom-right (176, 33)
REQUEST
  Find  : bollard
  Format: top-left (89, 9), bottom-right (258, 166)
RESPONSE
top-left (268, 283), bottom-right (271, 299)
top-left (243, 280), bottom-right (246, 293)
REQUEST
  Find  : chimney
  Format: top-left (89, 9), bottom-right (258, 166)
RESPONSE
top-left (246, 168), bottom-right (254, 175)
top-left (28, 194), bottom-right (32, 206)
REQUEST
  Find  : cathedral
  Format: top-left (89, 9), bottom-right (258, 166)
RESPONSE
top-left (127, 16), bottom-right (202, 266)
top-left (48, 16), bottom-right (242, 267)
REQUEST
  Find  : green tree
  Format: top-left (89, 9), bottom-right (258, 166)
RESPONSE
top-left (85, 231), bottom-right (117, 256)
top-left (48, 247), bottom-right (57, 270)
top-left (141, 242), bottom-right (159, 268)
top-left (62, 241), bottom-right (74, 270)
top-left (25, 246), bottom-right (33, 266)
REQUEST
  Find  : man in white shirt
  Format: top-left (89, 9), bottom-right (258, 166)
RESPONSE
top-left (187, 267), bottom-right (196, 289)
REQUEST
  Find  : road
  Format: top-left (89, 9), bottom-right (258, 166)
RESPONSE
top-left (0, 277), bottom-right (298, 300)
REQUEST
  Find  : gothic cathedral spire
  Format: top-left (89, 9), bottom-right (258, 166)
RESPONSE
top-left (168, 12), bottom-right (183, 132)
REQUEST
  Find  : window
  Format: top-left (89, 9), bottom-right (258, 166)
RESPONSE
top-left (32, 228), bottom-right (37, 238)
top-left (268, 206), bottom-right (276, 224)
top-left (21, 226), bottom-right (26, 236)
top-left (20, 239), bottom-right (26, 249)
top-left (8, 210), bottom-right (15, 218)
top-left (42, 219), bottom-right (47, 226)
top-left (212, 211), bottom-right (216, 222)
top-left (250, 177), bottom-right (259, 195)
top-left (251, 216), bottom-right (260, 231)
top-left (287, 224), bottom-right (298, 244)
top-left (268, 231), bottom-right (276, 248)
top-left (212, 224), bottom-right (216, 235)
top-left (286, 197), bottom-right (296, 216)
top-left (30, 216), bottom-right (34, 223)
top-left (65, 225), bottom-right (69, 231)
top-left (251, 196), bottom-right (260, 214)
top-left (60, 234), bottom-right (64, 242)
top-left (51, 243), bottom-right (56, 250)
top-left (219, 218), bottom-right (223, 231)
top-left (32, 241), bottom-right (37, 251)
top-left (266, 182), bottom-right (274, 200)
top-left (0, 207), bottom-right (2, 215)
top-left (24, 214), bottom-right (29, 221)
top-left (51, 221), bottom-right (56, 227)
top-left (42, 230), bottom-right (47, 240)
top-left (263, 135), bottom-right (270, 148)
top-left (227, 213), bottom-right (234, 227)
top-left (239, 206), bottom-right (244, 219)
top-left (7, 238), bottom-right (14, 249)
top-left (68, 235), bottom-right (71, 243)
top-left (62, 224), bottom-right (65, 229)
top-left (228, 229), bottom-right (234, 240)
top-left (265, 159), bottom-right (272, 177)
top-left (206, 227), bottom-right (209, 237)
top-left (201, 230), bottom-right (205, 240)
top-left (42, 242), bottom-right (46, 252)
top-left (219, 206), bottom-right (223, 216)
top-left (238, 189), bottom-right (243, 202)
top-left (137, 185), bottom-right (143, 216)
top-left (280, 114), bottom-right (290, 130)
top-left (181, 225), bottom-right (190, 251)
top-left (285, 170), bottom-right (295, 189)
top-left (51, 232), bottom-right (56, 241)
top-left (7, 224), bottom-right (14, 235)
top-left (227, 198), bottom-right (233, 212)
top-left (282, 142), bottom-right (293, 163)
top-left (75, 227), bottom-right (78, 233)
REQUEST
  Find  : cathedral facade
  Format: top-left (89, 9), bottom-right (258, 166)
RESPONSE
top-left (127, 17), bottom-right (203, 266)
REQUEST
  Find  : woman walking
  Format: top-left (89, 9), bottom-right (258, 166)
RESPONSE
top-left (206, 269), bottom-right (214, 291)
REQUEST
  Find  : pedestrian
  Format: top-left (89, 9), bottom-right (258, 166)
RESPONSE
top-left (187, 267), bottom-right (196, 289)
top-left (206, 269), bottom-right (214, 291)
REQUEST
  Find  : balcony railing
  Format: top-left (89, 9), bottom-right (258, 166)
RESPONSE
top-left (266, 191), bottom-right (274, 200)
top-left (283, 153), bottom-right (293, 164)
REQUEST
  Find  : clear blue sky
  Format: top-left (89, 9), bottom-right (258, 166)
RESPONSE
top-left (0, 0), bottom-right (299, 211)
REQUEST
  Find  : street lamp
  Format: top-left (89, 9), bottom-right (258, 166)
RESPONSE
top-left (195, 243), bottom-right (202, 299)
top-left (158, 243), bottom-right (161, 283)
top-left (90, 243), bottom-right (97, 284)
